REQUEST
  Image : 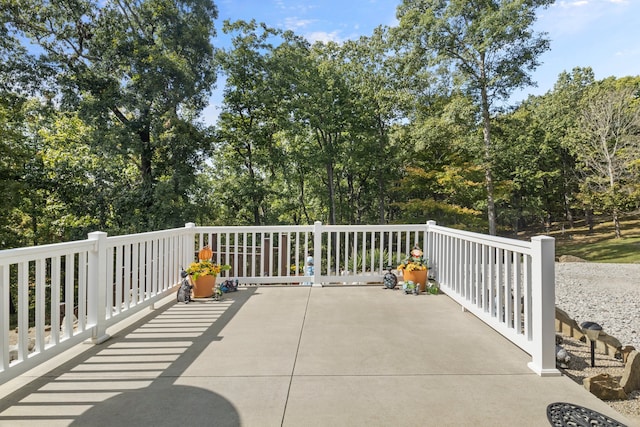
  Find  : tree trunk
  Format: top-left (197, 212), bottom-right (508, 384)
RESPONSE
top-left (585, 209), bottom-right (594, 234)
top-left (297, 166), bottom-right (311, 224)
top-left (314, 129), bottom-right (338, 225)
top-left (377, 115), bottom-right (387, 225)
top-left (31, 210), bottom-right (38, 246)
top-left (561, 150), bottom-right (575, 228)
top-left (480, 83), bottom-right (496, 236)
top-left (139, 122), bottom-right (154, 229)
top-left (613, 208), bottom-right (622, 238)
top-left (377, 176), bottom-right (385, 224)
top-left (564, 193), bottom-right (574, 228)
top-left (326, 161), bottom-right (336, 225)
top-left (609, 164), bottom-right (621, 238)
top-left (546, 212), bottom-right (553, 234)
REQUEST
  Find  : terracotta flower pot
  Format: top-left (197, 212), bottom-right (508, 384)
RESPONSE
top-left (192, 275), bottom-right (217, 298)
top-left (402, 269), bottom-right (428, 292)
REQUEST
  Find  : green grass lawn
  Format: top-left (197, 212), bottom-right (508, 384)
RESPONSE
top-left (545, 214), bottom-right (640, 263)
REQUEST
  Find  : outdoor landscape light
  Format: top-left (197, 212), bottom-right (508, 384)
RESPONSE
top-left (580, 321), bottom-right (603, 367)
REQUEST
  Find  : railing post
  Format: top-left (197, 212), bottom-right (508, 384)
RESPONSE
top-left (280, 233), bottom-right (288, 276)
top-left (528, 235), bottom-right (560, 376)
top-left (1, 264), bottom-right (8, 371)
top-left (426, 220), bottom-right (436, 278)
top-left (313, 221), bottom-right (322, 287)
top-left (87, 231), bottom-right (110, 344)
top-left (263, 236), bottom-right (271, 276)
top-left (184, 223), bottom-right (196, 270)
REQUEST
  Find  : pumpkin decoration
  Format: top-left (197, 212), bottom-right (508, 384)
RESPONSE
top-left (198, 245), bottom-right (213, 261)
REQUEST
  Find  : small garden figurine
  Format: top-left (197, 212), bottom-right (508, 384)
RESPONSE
top-left (302, 255), bottom-right (314, 286)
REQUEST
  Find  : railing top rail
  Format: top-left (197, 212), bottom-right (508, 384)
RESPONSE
top-left (194, 225), bottom-right (314, 233)
top-left (428, 224), bottom-right (534, 254)
top-left (320, 224), bottom-right (427, 232)
top-left (0, 223), bottom-right (538, 264)
top-left (0, 226), bottom-right (190, 264)
top-left (105, 226), bottom-right (189, 246)
top-left (193, 224), bottom-right (429, 234)
top-left (0, 239), bottom-right (94, 265)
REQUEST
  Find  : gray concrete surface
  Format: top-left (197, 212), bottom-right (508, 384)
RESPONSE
top-left (0, 286), bottom-right (635, 426)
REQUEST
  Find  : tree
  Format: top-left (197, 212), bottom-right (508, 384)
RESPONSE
top-left (534, 68), bottom-right (595, 229)
top-left (215, 20), bottom-right (283, 225)
top-left (391, 92), bottom-right (486, 229)
top-left (492, 102), bottom-right (558, 234)
top-left (0, 14), bottom-right (46, 247)
top-left (340, 28), bottom-right (404, 224)
top-left (394, 0), bottom-right (552, 234)
top-left (5, 0), bottom-right (218, 231)
top-left (0, 96), bottom-right (30, 248)
top-left (280, 41), bottom-right (358, 225)
top-left (572, 78), bottom-right (640, 238)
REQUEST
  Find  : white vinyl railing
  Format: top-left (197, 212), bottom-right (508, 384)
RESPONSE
top-left (1, 221), bottom-right (558, 383)
top-left (427, 221), bottom-right (558, 376)
top-left (0, 228), bottom-right (191, 383)
top-left (190, 222), bottom-right (428, 285)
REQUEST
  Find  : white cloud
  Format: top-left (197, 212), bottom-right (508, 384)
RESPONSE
top-left (541, 0), bottom-right (631, 36)
top-left (284, 17), bottom-right (316, 30)
top-left (275, 0), bottom-right (317, 14)
top-left (615, 48), bottom-right (640, 57)
top-left (554, 0), bottom-right (588, 8)
top-left (305, 31), bottom-right (343, 44)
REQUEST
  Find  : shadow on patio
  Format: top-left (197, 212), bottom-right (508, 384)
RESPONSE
top-left (0, 286), bottom-right (633, 427)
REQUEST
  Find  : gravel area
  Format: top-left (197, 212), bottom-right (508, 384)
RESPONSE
top-left (555, 262), bottom-right (640, 424)
top-left (555, 262), bottom-right (640, 350)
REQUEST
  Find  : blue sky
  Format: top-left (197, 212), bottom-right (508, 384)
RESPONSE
top-left (202, 0), bottom-right (640, 123)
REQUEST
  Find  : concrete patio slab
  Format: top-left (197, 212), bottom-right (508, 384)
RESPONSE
top-left (0, 286), bottom-right (635, 427)
top-left (181, 287), bottom-right (309, 378)
top-left (283, 374), bottom-right (615, 427)
top-left (296, 287), bottom-right (532, 376)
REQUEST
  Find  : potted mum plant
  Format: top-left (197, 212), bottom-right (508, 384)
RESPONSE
top-left (186, 246), bottom-right (231, 298)
top-left (397, 245), bottom-right (429, 292)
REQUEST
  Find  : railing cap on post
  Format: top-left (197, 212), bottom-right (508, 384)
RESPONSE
top-left (88, 230), bottom-right (108, 243)
top-left (531, 235), bottom-right (554, 242)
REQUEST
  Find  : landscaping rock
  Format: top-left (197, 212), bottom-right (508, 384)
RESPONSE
top-left (558, 255), bottom-right (587, 263)
top-left (618, 345), bottom-right (636, 364)
top-left (583, 373), bottom-right (627, 400)
top-left (595, 331), bottom-right (622, 356)
top-left (621, 350), bottom-right (640, 394)
top-left (556, 344), bottom-right (570, 369)
top-left (555, 306), bottom-right (584, 340)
